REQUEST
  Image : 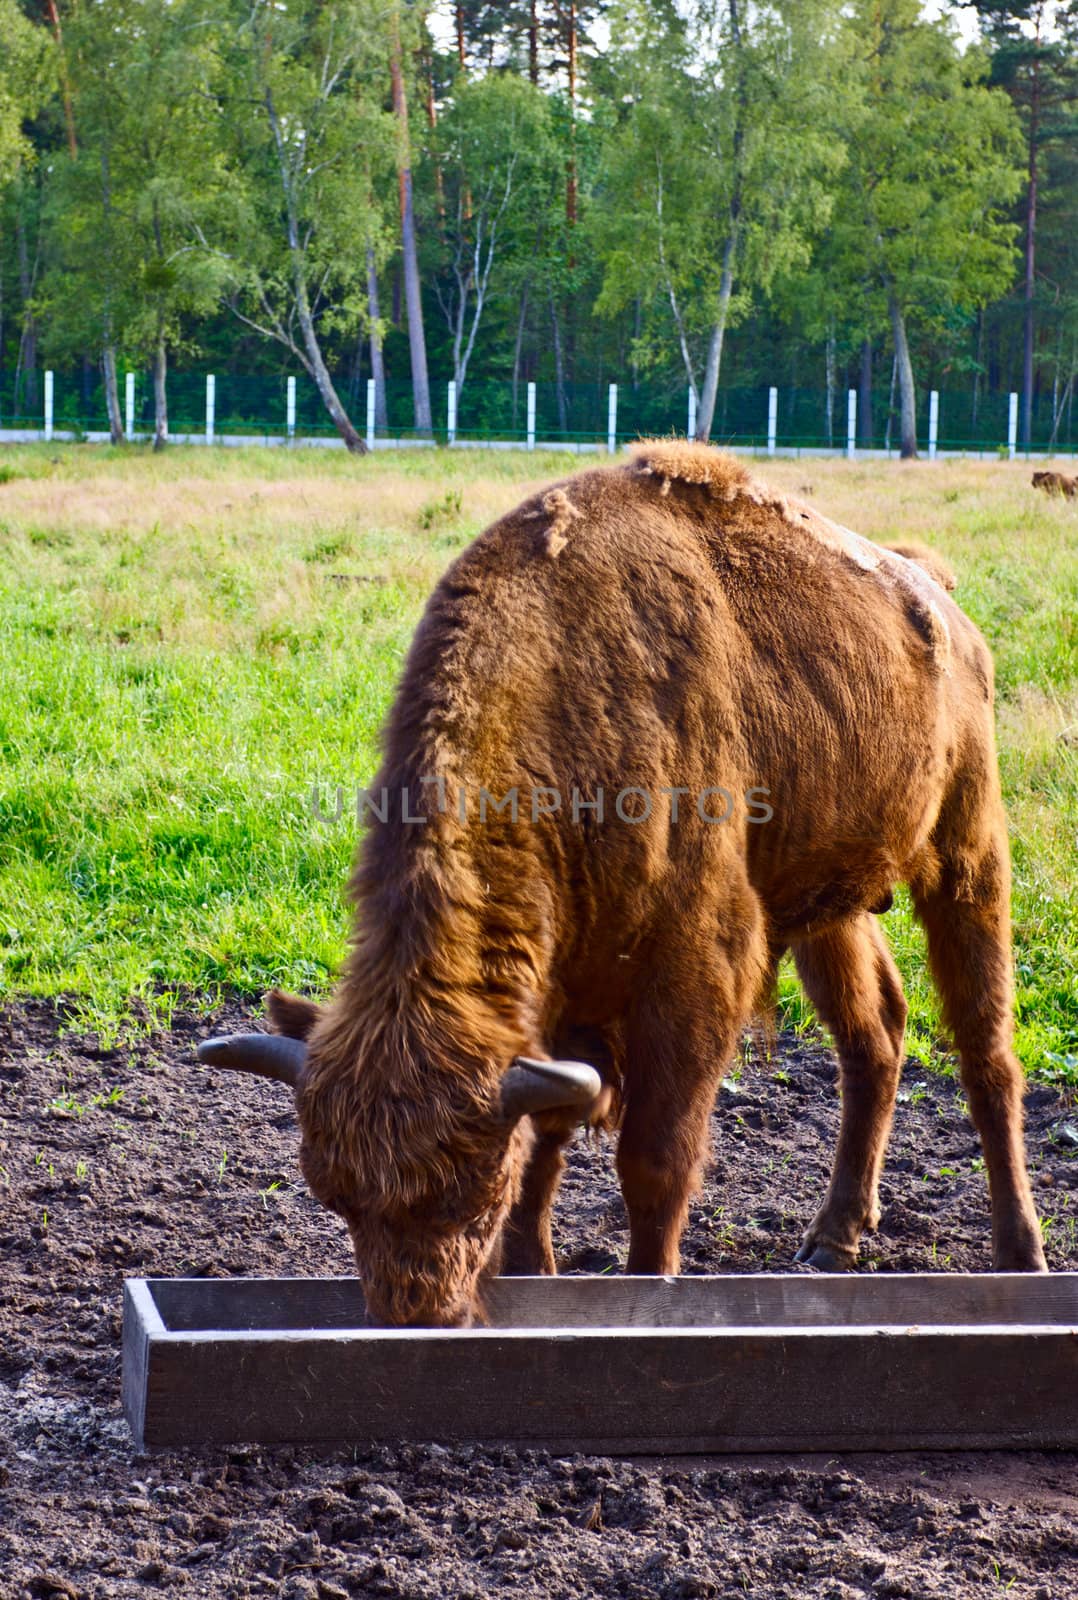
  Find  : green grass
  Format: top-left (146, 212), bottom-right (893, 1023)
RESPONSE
top-left (1, 442), bottom-right (1076, 1079)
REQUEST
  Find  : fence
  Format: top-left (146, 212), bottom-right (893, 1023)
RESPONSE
top-left (1, 369), bottom-right (1075, 456)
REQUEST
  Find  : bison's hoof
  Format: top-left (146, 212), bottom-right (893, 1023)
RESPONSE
top-left (794, 1239), bottom-right (858, 1272)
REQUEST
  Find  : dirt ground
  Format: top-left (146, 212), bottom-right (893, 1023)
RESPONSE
top-left (2, 997), bottom-right (1078, 1599)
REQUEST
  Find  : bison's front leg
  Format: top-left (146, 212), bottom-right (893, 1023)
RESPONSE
top-left (499, 1117), bottom-right (577, 1276)
top-left (792, 915), bottom-right (907, 1271)
top-left (618, 908), bottom-right (766, 1275)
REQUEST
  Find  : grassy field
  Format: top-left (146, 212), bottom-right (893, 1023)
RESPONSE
top-left (1, 442), bottom-right (1075, 1080)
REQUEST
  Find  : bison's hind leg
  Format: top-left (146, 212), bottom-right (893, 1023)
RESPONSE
top-left (792, 914), bottom-right (908, 1271)
top-left (911, 826), bottom-right (1046, 1272)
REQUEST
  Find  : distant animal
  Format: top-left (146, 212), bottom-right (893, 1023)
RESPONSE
top-left (200, 441), bottom-right (1046, 1325)
top-left (1032, 469), bottom-right (1078, 499)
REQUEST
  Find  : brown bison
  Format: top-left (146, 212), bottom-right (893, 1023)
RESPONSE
top-left (1032, 469), bottom-right (1078, 499)
top-left (200, 440), bottom-right (1046, 1325)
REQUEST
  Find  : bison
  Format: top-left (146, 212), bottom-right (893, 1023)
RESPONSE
top-left (1032, 469), bottom-right (1078, 499)
top-left (200, 440), bottom-right (1046, 1325)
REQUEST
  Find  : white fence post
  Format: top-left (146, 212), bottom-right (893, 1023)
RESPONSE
top-left (687, 386), bottom-right (697, 440)
top-left (928, 389), bottom-right (939, 461)
top-left (447, 379), bottom-right (457, 446)
top-left (1007, 391), bottom-right (1018, 460)
top-left (125, 372), bottom-right (135, 441)
top-left (847, 388), bottom-right (857, 460)
top-left (286, 375), bottom-right (296, 441)
top-left (607, 383), bottom-right (618, 454)
top-left (44, 370), bottom-right (54, 442)
top-left (767, 386), bottom-right (778, 456)
top-left (526, 381), bottom-right (536, 452)
top-left (366, 378), bottom-right (376, 450)
top-left (206, 374), bottom-right (215, 445)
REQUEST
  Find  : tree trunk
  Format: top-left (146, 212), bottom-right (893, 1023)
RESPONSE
top-left (695, 233), bottom-right (735, 441)
top-left (888, 292), bottom-right (917, 459)
top-left (631, 295), bottom-right (641, 390)
top-left (422, 50), bottom-right (445, 225)
top-left (43, 0), bottom-right (78, 159)
top-left (15, 188), bottom-right (38, 414)
top-left (565, 1), bottom-right (578, 231)
top-left (390, 12), bottom-right (432, 436)
top-left (825, 320), bottom-right (836, 447)
top-left (529, 0), bottom-right (539, 84)
top-left (152, 338), bottom-right (168, 451)
top-left (295, 285), bottom-right (366, 451)
top-left (971, 308), bottom-right (984, 431)
top-left (367, 245), bottom-right (388, 431)
top-left (101, 147), bottom-right (123, 444)
top-left (102, 344), bottom-right (123, 444)
top-left (1022, 40), bottom-right (1041, 451)
top-left (550, 294), bottom-right (568, 436)
top-left (884, 352), bottom-right (897, 452)
top-left (347, 323), bottom-right (364, 409)
top-left (1048, 371), bottom-right (1074, 450)
top-left (264, 86), bottom-right (366, 452)
top-left (511, 282), bottom-right (529, 428)
top-left (696, 0), bottom-right (745, 443)
top-left (858, 337), bottom-right (873, 447)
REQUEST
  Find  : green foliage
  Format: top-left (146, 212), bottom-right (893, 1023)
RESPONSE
top-left (207, 0), bottom-right (398, 363)
top-left (1, 5), bottom-right (1077, 450)
top-left (840, 0), bottom-right (1023, 331)
top-left (38, 0), bottom-right (234, 374)
top-left (0, 0), bottom-right (50, 184)
top-left (591, 0), bottom-right (849, 396)
top-left (433, 74), bottom-right (561, 391)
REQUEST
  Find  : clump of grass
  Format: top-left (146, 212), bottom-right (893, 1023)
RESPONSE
top-left (303, 529), bottom-right (354, 563)
top-left (417, 488), bottom-right (463, 529)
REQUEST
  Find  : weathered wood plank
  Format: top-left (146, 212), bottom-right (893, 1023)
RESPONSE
top-left (146, 1271), bottom-right (1078, 1332)
top-left (121, 1279), bottom-right (165, 1449)
top-left (124, 1274), bottom-right (1078, 1453)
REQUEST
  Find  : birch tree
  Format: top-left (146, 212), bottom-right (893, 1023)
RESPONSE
top-left (433, 75), bottom-right (557, 397)
top-left (837, 0), bottom-right (1023, 457)
top-left (211, 0), bottom-right (397, 452)
top-left (593, 0), bottom-right (845, 440)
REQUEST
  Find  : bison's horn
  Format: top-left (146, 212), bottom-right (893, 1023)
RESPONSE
top-left (500, 1056), bottom-right (602, 1120)
top-left (197, 1033), bottom-right (307, 1088)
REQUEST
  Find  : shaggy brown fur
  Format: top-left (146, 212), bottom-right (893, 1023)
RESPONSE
top-left (273, 440), bottom-right (1045, 1325)
top-left (1032, 469), bottom-right (1078, 499)
top-left (881, 542), bottom-right (957, 592)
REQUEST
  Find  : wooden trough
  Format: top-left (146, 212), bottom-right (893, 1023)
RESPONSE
top-left (123, 1272), bottom-right (1078, 1453)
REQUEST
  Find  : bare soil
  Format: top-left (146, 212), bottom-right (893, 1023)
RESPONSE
top-left (2, 997), bottom-right (1078, 1599)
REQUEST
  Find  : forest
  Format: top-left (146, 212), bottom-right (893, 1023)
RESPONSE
top-left (1, 0), bottom-right (1076, 455)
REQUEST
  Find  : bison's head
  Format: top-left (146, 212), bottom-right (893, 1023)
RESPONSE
top-left (197, 993), bottom-right (599, 1327)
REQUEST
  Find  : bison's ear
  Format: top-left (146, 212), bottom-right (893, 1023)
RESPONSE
top-left (266, 988), bottom-right (323, 1041)
top-left (500, 1057), bottom-right (602, 1122)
